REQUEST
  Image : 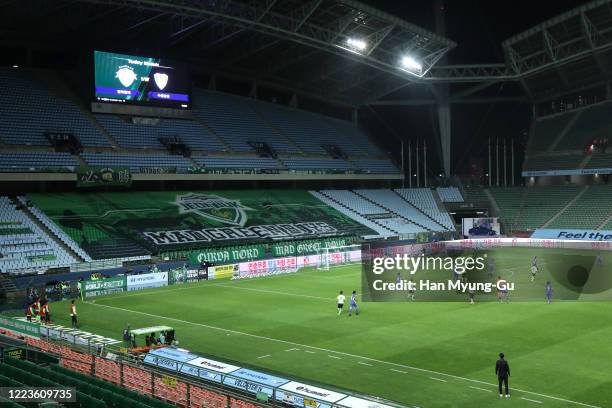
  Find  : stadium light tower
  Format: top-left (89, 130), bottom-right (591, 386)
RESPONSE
top-left (341, 37), bottom-right (368, 54)
top-left (400, 56), bottom-right (422, 73)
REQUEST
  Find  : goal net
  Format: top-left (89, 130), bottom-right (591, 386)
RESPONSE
top-left (316, 244), bottom-right (362, 271)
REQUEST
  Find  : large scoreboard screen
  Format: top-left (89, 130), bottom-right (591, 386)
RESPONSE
top-left (94, 50), bottom-right (191, 109)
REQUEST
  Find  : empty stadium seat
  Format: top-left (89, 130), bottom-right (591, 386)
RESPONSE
top-left (0, 196), bottom-right (77, 274)
top-left (0, 151), bottom-right (77, 172)
top-left (0, 68), bottom-right (108, 147)
top-left (94, 114), bottom-right (224, 151)
top-left (436, 187), bottom-right (463, 202)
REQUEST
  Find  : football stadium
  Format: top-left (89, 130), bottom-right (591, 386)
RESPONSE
top-left (1, 1), bottom-right (612, 407)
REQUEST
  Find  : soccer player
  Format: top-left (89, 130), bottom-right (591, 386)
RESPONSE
top-left (348, 290), bottom-right (359, 316)
top-left (545, 281), bottom-right (553, 304)
top-left (530, 256), bottom-right (539, 282)
top-left (496, 276), bottom-right (504, 302)
top-left (336, 291), bottom-right (345, 316)
top-left (495, 352), bottom-right (511, 398)
top-left (487, 257), bottom-right (496, 279)
top-left (70, 300), bottom-right (78, 328)
top-left (596, 253), bottom-right (604, 267)
top-left (408, 277), bottom-right (415, 301)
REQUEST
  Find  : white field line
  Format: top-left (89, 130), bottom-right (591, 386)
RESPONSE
top-left (257, 354), bottom-right (271, 359)
top-left (469, 386), bottom-right (493, 393)
top-left (358, 362), bottom-right (372, 366)
top-left (429, 377), bottom-right (447, 382)
top-left (328, 355), bottom-right (341, 359)
top-left (84, 302), bottom-right (602, 408)
top-left (521, 397), bottom-right (543, 404)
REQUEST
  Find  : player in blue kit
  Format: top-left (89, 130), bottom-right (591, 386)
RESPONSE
top-left (545, 281), bottom-right (553, 304)
top-left (348, 290), bottom-right (359, 316)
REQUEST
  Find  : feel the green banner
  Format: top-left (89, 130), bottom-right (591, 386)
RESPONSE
top-left (188, 245), bottom-right (265, 265)
top-left (76, 166), bottom-right (132, 188)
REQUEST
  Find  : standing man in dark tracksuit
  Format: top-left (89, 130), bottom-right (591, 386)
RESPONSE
top-left (496, 352), bottom-right (510, 398)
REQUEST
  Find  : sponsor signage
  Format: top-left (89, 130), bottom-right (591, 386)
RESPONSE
top-left (0, 316), bottom-right (40, 337)
top-left (209, 264), bottom-right (237, 279)
top-left (81, 276), bottom-right (126, 292)
top-left (277, 381), bottom-right (346, 408)
top-left (180, 357), bottom-right (240, 382)
top-left (143, 347), bottom-right (200, 370)
top-left (236, 257), bottom-right (298, 279)
top-left (223, 369), bottom-right (289, 397)
top-left (126, 272), bottom-right (168, 288)
top-left (531, 229), bottom-right (612, 241)
top-left (522, 167), bottom-right (612, 177)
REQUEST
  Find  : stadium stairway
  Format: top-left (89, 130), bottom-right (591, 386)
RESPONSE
top-left (542, 185), bottom-right (590, 228)
top-left (32, 70), bottom-right (120, 149)
top-left (599, 213), bottom-right (612, 230)
top-left (484, 189), bottom-right (501, 218)
top-left (12, 197), bottom-right (86, 263)
top-left (0, 274), bottom-right (18, 293)
top-left (312, 190), bottom-right (397, 236)
top-left (250, 104), bottom-right (304, 154)
top-left (352, 190), bottom-right (433, 232)
top-left (391, 189), bottom-right (453, 231)
top-left (546, 110), bottom-right (582, 152)
top-left (191, 116), bottom-right (233, 153)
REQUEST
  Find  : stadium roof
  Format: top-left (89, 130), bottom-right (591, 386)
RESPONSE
top-left (3, 0), bottom-right (612, 107)
top-left (1, 0), bottom-right (455, 107)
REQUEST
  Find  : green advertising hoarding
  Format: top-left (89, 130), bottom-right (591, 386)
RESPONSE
top-left (271, 237), bottom-right (355, 257)
top-left (80, 275), bottom-right (126, 292)
top-left (0, 316), bottom-right (40, 338)
top-left (188, 245), bottom-right (265, 265)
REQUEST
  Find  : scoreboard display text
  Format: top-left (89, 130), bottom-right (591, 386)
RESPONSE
top-left (94, 50), bottom-right (191, 108)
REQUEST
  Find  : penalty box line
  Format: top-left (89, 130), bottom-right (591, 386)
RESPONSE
top-left (83, 301), bottom-right (602, 408)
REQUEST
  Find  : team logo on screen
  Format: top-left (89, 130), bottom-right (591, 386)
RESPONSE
top-left (153, 72), bottom-right (169, 90)
top-left (115, 65), bottom-right (137, 87)
top-left (173, 193), bottom-right (253, 227)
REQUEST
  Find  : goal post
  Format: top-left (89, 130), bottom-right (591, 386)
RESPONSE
top-left (316, 244), bottom-right (362, 270)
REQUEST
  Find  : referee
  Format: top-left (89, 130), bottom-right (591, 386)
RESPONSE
top-left (495, 352), bottom-right (510, 398)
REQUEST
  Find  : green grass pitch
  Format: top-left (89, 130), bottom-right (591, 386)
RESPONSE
top-left (33, 248), bottom-right (612, 408)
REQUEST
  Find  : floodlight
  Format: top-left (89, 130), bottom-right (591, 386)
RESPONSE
top-left (346, 38), bottom-right (367, 51)
top-left (401, 56), bottom-right (422, 72)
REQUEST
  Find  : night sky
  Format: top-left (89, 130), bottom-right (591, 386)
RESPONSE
top-left (363, 0), bottom-right (592, 179)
